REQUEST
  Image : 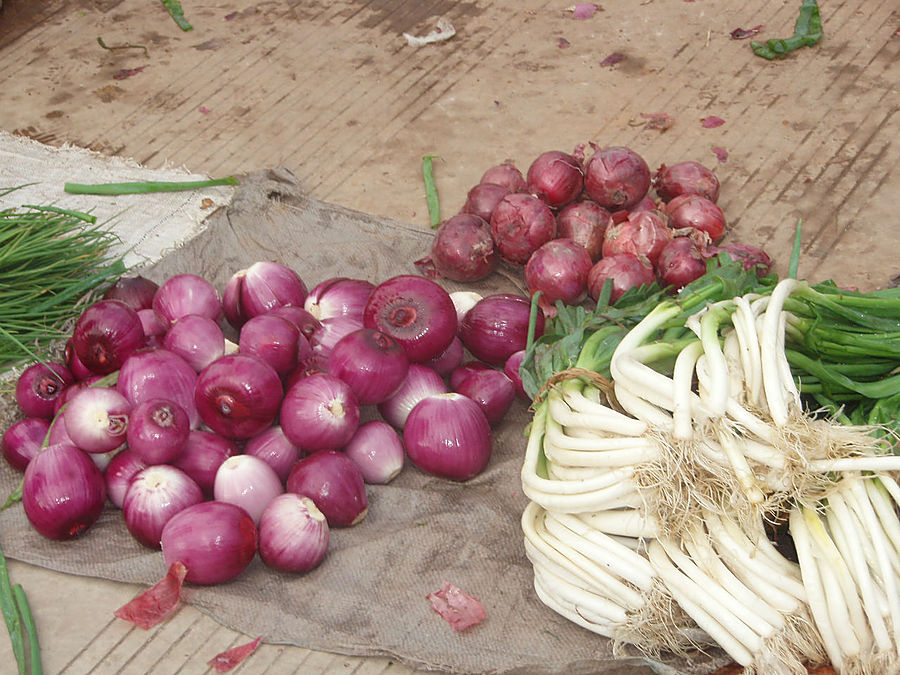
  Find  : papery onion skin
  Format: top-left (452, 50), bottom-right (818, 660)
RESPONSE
top-left (286, 450), bottom-right (368, 528)
top-left (72, 300), bottom-right (146, 375)
top-left (587, 253), bottom-right (657, 305)
top-left (454, 369), bottom-right (516, 426)
top-left (172, 430), bottom-right (238, 498)
top-left (526, 148), bottom-right (585, 209)
top-left (2, 417), bottom-right (50, 472)
top-left (524, 238), bottom-right (592, 315)
top-left (123, 465), bottom-right (204, 549)
top-left (152, 273), bottom-right (222, 324)
top-left (416, 214), bottom-right (498, 283)
top-left (258, 494), bottom-right (329, 574)
top-left (459, 294), bottom-right (544, 366)
top-left (328, 328), bottom-right (409, 405)
top-left (601, 209), bottom-right (672, 266)
top-left (403, 393), bottom-right (492, 481)
top-left (163, 314), bottom-right (225, 373)
top-left (160, 501), bottom-right (259, 585)
top-left (126, 398), bottom-right (191, 465)
top-left (707, 243), bottom-right (773, 276)
top-left (239, 314), bottom-right (301, 377)
top-left (479, 163), bottom-right (527, 193)
top-left (376, 364), bottom-right (447, 429)
top-left (555, 200), bottom-right (612, 262)
top-left (656, 236), bottom-right (708, 290)
top-left (343, 421), bottom-right (405, 484)
top-left (103, 275), bottom-right (159, 311)
top-left (214, 455), bottom-right (284, 525)
top-left (194, 354), bottom-right (283, 440)
top-left (63, 386), bottom-right (132, 454)
top-left (244, 425), bottom-right (302, 483)
top-left (363, 275), bottom-right (458, 364)
top-left (460, 183), bottom-right (511, 224)
top-left (664, 193), bottom-right (727, 242)
top-left (280, 373), bottom-right (360, 451)
top-left (23, 443), bottom-right (106, 540)
top-left (105, 448), bottom-right (149, 509)
top-left (489, 193), bottom-right (557, 266)
top-left (303, 277), bottom-right (374, 322)
top-left (583, 145), bottom-right (652, 211)
top-left (16, 361), bottom-right (74, 419)
top-left (653, 160), bottom-right (720, 203)
top-left (118, 349), bottom-right (200, 429)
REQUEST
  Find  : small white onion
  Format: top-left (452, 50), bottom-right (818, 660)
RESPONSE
top-left (214, 454), bottom-right (284, 524)
top-left (258, 493), bottom-right (330, 573)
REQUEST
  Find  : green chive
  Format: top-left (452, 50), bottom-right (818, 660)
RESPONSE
top-left (64, 177), bottom-right (237, 195)
top-left (422, 155), bottom-right (441, 228)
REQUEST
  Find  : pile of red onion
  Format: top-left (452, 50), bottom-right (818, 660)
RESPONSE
top-left (3, 261), bottom-right (540, 585)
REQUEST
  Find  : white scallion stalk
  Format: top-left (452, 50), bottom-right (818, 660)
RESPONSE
top-left (758, 278), bottom-right (799, 426)
top-left (671, 339), bottom-right (704, 440)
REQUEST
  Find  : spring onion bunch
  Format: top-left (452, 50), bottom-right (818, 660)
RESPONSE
top-left (519, 256), bottom-right (900, 672)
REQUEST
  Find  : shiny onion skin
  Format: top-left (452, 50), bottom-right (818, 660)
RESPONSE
top-left (222, 261), bottom-right (308, 328)
top-left (601, 209), bottom-right (672, 266)
top-left (664, 193), bottom-right (727, 242)
top-left (328, 328), bottom-right (410, 405)
top-left (653, 160), bottom-right (720, 203)
top-left (416, 214), bottom-right (498, 283)
top-left (280, 373), bottom-right (360, 451)
top-left (656, 236), bottom-right (707, 290)
top-left (239, 314), bottom-right (302, 377)
top-left (194, 354), bottom-right (283, 440)
top-left (343, 420), bottom-right (405, 484)
top-left (524, 238), bottom-right (592, 314)
top-left (403, 393), bottom-right (492, 481)
top-left (363, 275), bottom-right (458, 363)
top-left (72, 300), bottom-right (146, 375)
top-left (160, 501), bottom-right (258, 586)
top-left (504, 350), bottom-right (529, 401)
top-left (376, 364), bottom-right (447, 429)
top-left (286, 450), bottom-right (368, 528)
top-left (258, 494), bottom-right (329, 574)
top-left (587, 253), bottom-right (656, 304)
top-left (460, 182), bottom-right (511, 224)
top-left (526, 148), bottom-right (585, 209)
top-left (102, 275), bottom-right (159, 311)
top-left (449, 360), bottom-right (493, 391)
top-left (23, 443), bottom-right (106, 540)
top-left (421, 335), bottom-right (463, 377)
top-left (304, 277), bottom-right (374, 322)
top-left (489, 193), bottom-right (557, 266)
top-left (454, 368), bottom-right (516, 426)
top-left (243, 425), bottom-right (302, 483)
top-left (105, 449), bottom-right (149, 509)
top-left (63, 386), bottom-right (132, 454)
top-left (172, 430), bottom-right (238, 498)
top-left (123, 465), bottom-right (204, 549)
top-left (555, 200), bottom-right (613, 262)
top-left (15, 361), bottom-right (74, 419)
top-left (479, 163), bottom-right (527, 193)
top-left (214, 454), bottom-right (284, 525)
top-left (162, 314), bottom-right (225, 373)
top-left (2, 417), bottom-right (50, 472)
top-left (125, 398), bottom-right (191, 465)
top-left (117, 349), bottom-right (200, 429)
top-left (152, 273), bottom-right (223, 324)
top-left (583, 145), bottom-right (651, 211)
top-left (459, 294), bottom-right (544, 366)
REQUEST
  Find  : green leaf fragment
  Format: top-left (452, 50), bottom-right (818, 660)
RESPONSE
top-left (162, 0), bottom-right (193, 31)
top-left (422, 155), bottom-right (441, 228)
top-left (751, 0), bottom-right (822, 60)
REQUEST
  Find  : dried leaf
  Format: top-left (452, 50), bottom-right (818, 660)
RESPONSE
top-left (568, 3), bottom-right (601, 19)
top-left (114, 562), bottom-right (187, 629)
top-left (731, 25), bottom-right (762, 39)
top-left (701, 115), bottom-right (725, 128)
top-left (427, 581), bottom-right (485, 631)
top-left (711, 146), bottom-right (728, 163)
top-left (599, 52), bottom-right (625, 67)
top-left (639, 112), bottom-right (674, 132)
top-left (558, 37), bottom-right (571, 48)
top-left (113, 65), bottom-right (147, 80)
top-left (207, 636), bottom-right (262, 672)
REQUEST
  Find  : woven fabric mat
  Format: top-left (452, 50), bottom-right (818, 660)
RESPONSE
top-left (0, 168), bottom-right (727, 674)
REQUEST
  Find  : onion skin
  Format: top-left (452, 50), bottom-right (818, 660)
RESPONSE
top-left (403, 393), bottom-right (492, 481)
top-left (152, 273), bottom-right (222, 324)
top-left (489, 193), bottom-right (557, 266)
top-left (454, 369), bottom-right (516, 426)
top-left (450, 361), bottom-right (492, 391)
top-left (269, 305), bottom-right (322, 341)
top-left (105, 449), bottom-right (149, 509)
top-left (363, 275), bottom-right (458, 364)
top-left (258, 494), bottom-right (329, 574)
top-left (23, 443), bottom-right (107, 540)
top-left (416, 214), bottom-right (498, 283)
top-left (117, 349), bottom-right (200, 429)
top-left (239, 314), bottom-right (302, 377)
top-left (587, 253), bottom-right (657, 305)
top-left (328, 328), bottom-right (409, 405)
top-left (15, 361), bottom-right (74, 419)
top-left (460, 183), bottom-right (511, 224)
top-left (656, 237), bottom-right (708, 290)
top-left (214, 455), bottom-right (284, 525)
top-left (526, 149), bottom-right (585, 209)
top-left (172, 430), bottom-right (238, 498)
top-left (194, 354), bottom-right (283, 440)
top-left (707, 243), bottom-right (772, 276)
top-left (63, 386), bottom-right (132, 454)
top-left (243, 425), bottom-right (302, 483)
top-left (72, 300), bottom-right (146, 375)
top-left (664, 193), bottom-right (727, 242)
top-left (601, 209), bottom-right (672, 266)
top-left (303, 277), bottom-right (374, 322)
top-left (123, 465), bottom-right (204, 549)
top-left (125, 398), bottom-right (191, 465)
top-left (163, 314), bottom-right (225, 372)
top-left (524, 238), bottom-right (592, 315)
top-left (421, 335), bottom-right (463, 377)
top-left (583, 146), bottom-right (651, 211)
top-left (2, 417), bottom-right (50, 472)
top-left (160, 501), bottom-right (259, 585)
top-left (653, 161), bottom-right (720, 203)
top-left (65, 339), bottom-right (94, 381)
top-left (504, 349), bottom-right (529, 401)
top-left (555, 200), bottom-right (612, 262)
top-left (222, 261), bottom-right (308, 328)
top-left (376, 364), bottom-right (447, 429)
top-left (459, 294), bottom-right (544, 366)
top-left (103, 275), bottom-right (159, 311)
top-left (286, 450), bottom-right (368, 528)
top-left (343, 421), bottom-right (405, 484)
top-left (309, 315), bottom-right (364, 360)
top-left (281, 373), bottom-right (361, 451)
top-left (479, 163), bottom-right (527, 193)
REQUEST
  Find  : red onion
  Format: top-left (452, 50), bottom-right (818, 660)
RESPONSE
top-left (284, 353), bottom-right (330, 389)
top-left (64, 339), bottom-right (94, 380)
top-left (160, 501), bottom-right (258, 585)
top-left (46, 412), bottom-right (74, 446)
top-left (524, 238), bottom-right (592, 315)
top-left (214, 455), bottom-right (284, 524)
top-left (63, 386), bottom-right (131, 453)
top-left (258, 494), bottom-right (329, 573)
top-left (587, 253), bottom-right (656, 304)
top-left (460, 183), bottom-right (511, 223)
top-left (152, 273), bottom-right (222, 324)
top-left (103, 275), bottom-right (159, 311)
top-left (454, 368), bottom-right (516, 426)
top-left (459, 294), bottom-right (544, 366)
top-left (239, 314), bottom-right (301, 377)
top-left (303, 277), bottom-right (374, 322)
top-left (526, 148), bottom-right (585, 208)
top-left (416, 214), bottom-right (498, 283)
top-left (376, 364), bottom-right (447, 429)
top-left (664, 193), bottom-right (727, 242)
top-left (707, 243), bottom-right (773, 276)
top-left (602, 209), bottom-right (672, 265)
top-left (172, 430), bottom-right (238, 498)
top-left (244, 425), bottom-right (301, 483)
top-left (126, 398), bottom-right (190, 465)
top-left (584, 145), bottom-right (651, 211)
top-left (449, 291), bottom-right (483, 326)
top-left (489, 193), bottom-right (557, 266)
top-left (72, 299), bottom-right (145, 375)
top-left (653, 161), bottom-right (720, 203)
top-left (309, 315), bottom-right (364, 359)
top-left (480, 163), bottom-right (527, 192)
top-left (195, 354), bottom-right (283, 439)
top-left (343, 421), bottom-right (405, 484)
top-left (123, 465), bottom-right (204, 548)
top-left (421, 335), bottom-right (463, 377)
top-left (630, 193), bottom-right (659, 213)
top-left (504, 349), bottom-right (529, 401)
top-left (138, 308), bottom-right (170, 344)
top-left (363, 275), bottom-right (457, 363)
top-left (222, 261), bottom-right (308, 328)
top-left (555, 200), bottom-right (612, 262)
top-left (328, 328), bottom-right (409, 405)
top-left (105, 448), bottom-right (148, 509)
top-left (163, 314), bottom-right (225, 372)
top-left (15, 361), bottom-right (74, 419)
top-left (450, 360), bottom-right (493, 391)
top-left (657, 236), bottom-right (708, 290)
top-left (281, 373), bottom-right (360, 451)
top-left (22, 443), bottom-right (106, 540)
top-left (2, 417), bottom-right (49, 471)
top-left (268, 305), bottom-right (322, 341)
top-left (286, 450), bottom-right (368, 527)
top-left (117, 349), bottom-right (200, 429)
top-left (403, 394), bottom-right (492, 481)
